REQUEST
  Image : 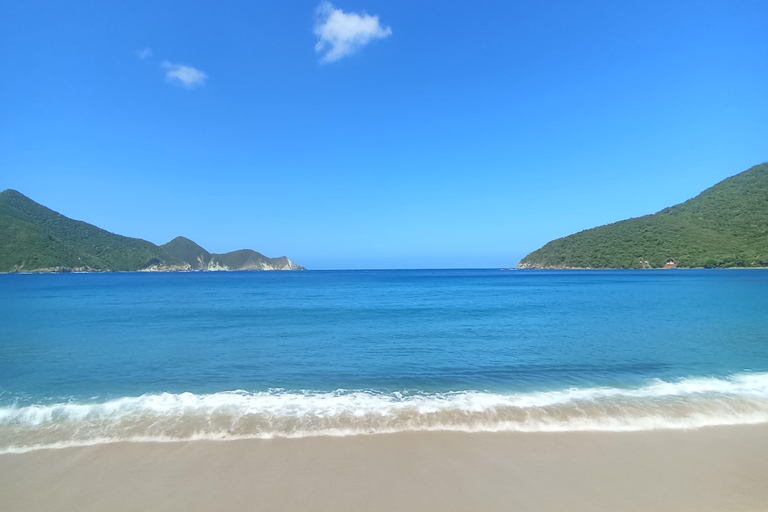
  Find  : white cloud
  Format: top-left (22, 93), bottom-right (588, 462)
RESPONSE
top-left (314, 2), bottom-right (392, 63)
top-left (136, 47), bottom-right (153, 60)
top-left (161, 61), bottom-right (208, 88)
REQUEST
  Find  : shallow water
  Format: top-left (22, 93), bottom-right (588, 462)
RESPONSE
top-left (1, 269), bottom-right (768, 451)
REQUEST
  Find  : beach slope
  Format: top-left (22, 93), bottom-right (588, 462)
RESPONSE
top-left (2, 426), bottom-right (767, 512)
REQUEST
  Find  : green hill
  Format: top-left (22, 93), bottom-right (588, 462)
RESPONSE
top-left (210, 250), bottom-right (302, 271)
top-left (518, 163), bottom-right (768, 269)
top-left (0, 190), bottom-right (305, 273)
top-left (0, 190), bottom-right (180, 272)
top-left (161, 236), bottom-right (212, 269)
top-left (162, 238), bottom-right (305, 271)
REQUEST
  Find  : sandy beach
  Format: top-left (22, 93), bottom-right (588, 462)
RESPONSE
top-left (2, 425), bottom-right (767, 512)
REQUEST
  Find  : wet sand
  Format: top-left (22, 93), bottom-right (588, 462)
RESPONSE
top-left (2, 425), bottom-right (768, 512)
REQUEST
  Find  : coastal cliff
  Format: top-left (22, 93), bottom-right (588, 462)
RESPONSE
top-left (0, 190), bottom-right (306, 273)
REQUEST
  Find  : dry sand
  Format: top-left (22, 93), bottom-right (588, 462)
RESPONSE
top-left (2, 425), bottom-right (768, 511)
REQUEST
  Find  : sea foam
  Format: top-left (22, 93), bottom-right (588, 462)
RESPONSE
top-left (2, 372), bottom-right (768, 453)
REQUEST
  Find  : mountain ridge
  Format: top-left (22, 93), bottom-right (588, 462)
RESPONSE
top-left (0, 190), bottom-right (305, 273)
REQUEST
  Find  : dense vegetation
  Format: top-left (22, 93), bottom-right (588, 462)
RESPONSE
top-left (0, 190), bottom-right (304, 272)
top-left (519, 163), bottom-right (768, 269)
top-left (161, 236), bottom-right (212, 268)
top-left (213, 250), bottom-right (276, 269)
top-left (0, 190), bottom-right (179, 272)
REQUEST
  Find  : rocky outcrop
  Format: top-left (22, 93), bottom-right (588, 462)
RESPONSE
top-left (139, 262), bottom-right (193, 272)
top-left (204, 257), bottom-right (304, 272)
top-left (517, 262), bottom-right (594, 270)
top-left (161, 238), bottom-right (306, 272)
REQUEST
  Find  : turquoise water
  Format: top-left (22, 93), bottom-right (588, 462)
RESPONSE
top-left (2, 269), bottom-right (768, 451)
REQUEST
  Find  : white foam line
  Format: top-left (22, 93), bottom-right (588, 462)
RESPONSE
top-left (3, 372), bottom-right (768, 425)
top-left (2, 372), bottom-right (768, 454)
top-left (2, 411), bottom-right (768, 455)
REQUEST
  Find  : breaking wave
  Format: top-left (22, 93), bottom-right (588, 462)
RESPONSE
top-left (2, 372), bottom-right (768, 453)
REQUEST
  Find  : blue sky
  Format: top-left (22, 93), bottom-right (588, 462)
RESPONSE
top-left (1, 1), bottom-right (766, 269)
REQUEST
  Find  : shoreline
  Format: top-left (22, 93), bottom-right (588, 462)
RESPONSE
top-left (4, 266), bottom-right (768, 275)
top-left (0, 268), bottom-right (307, 274)
top-left (516, 266), bottom-right (768, 270)
top-left (2, 425), bottom-right (767, 511)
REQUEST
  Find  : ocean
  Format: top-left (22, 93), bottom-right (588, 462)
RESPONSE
top-left (1, 269), bottom-right (768, 453)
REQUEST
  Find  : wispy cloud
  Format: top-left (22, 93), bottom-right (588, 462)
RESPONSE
top-left (314, 2), bottom-right (392, 63)
top-left (136, 47), bottom-right (153, 60)
top-left (161, 61), bottom-right (208, 88)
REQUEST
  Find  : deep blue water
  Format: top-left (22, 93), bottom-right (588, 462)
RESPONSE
top-left (2, 269), bottom-right (768, 402)
top-left (2, 269), bottom-right (768, 450)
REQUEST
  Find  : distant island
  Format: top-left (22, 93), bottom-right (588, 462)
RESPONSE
top-left (519, 163), bottom-right (768, 269)
top-left (0, 190), bottom-right (305, 273)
